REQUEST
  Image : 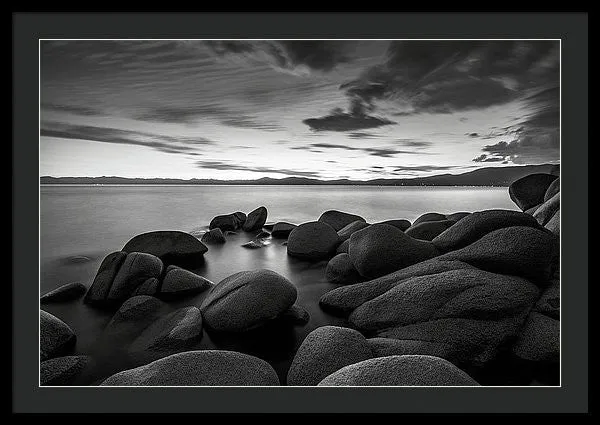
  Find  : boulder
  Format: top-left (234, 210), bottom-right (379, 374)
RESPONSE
top-left (287, 221), bottom-right (340, 261)
top-left (320, 259), bottom-right (476, 315)
top-left (41, 282), bottom-right (87, 304)
top-left (446, 212), bottom-right (471, 223)
top-left (533, 192), bottom-right (560, 226)
top-left (241, 240), bottom-right (264, 249)
top-left (122, 231), bottom-right (208, 266)
top-left (367, 338), bottom-right (457, 361)
top-left (317, 355), bottom-right (479, 386)
top-left (438, 226), bottom-right (558, 282)
top-left (337, 220), bottom-right (370, 242)
top-left (200, 269), bottom-right (297, 332)
top-left (104, 296), bottom-right (165, 334)
top-left (279, 304), bottom-right (310, 325)
top-left (233, 211), bottom-right (247, 227)
top-left (405, 220), bottom-right (454, 241)
top-left (160, 265), bottom-right (213, 297)
top-left (512, 312), bottom-right (559, 363)
top-left (534, 280), bottom-right (560, 319)
top-left (545, 210), bottom-right (560, 236)
top-left (318, 210), bottom-right (366, 231)
top-left (210, 213), bottom-right (240, 232)
top-left (413, 212), bottom-right (447, 226)
top-left (544, 178), bottom-right (560, 202)
top-left (271, 222), bottom-right (297, 239)
top-left (101, 350), bottom-right (280, 386)
top-left (84, 251), bottom-right (127, 304)
top-left (201, 228), bottom-right (226, 244)
top-left (287, 326), bottom-right (373, 386)
top-left (132, 277), bottom-right (160, 296)
top-left (374, 219), bottom-right (411, 231)
top-left (348, 224), bottom-right (438, 279)
top-left (509, 173), bottom-right (558, 211)
top-left (40, 310), bottom-right (76, 361)
top-left (129, 306), bottom-right (203, 353)
top-left (524, 204), bottom-right (541, 215)
top-left (263, 222), bottom-right (275, 231)
top-left (336, 239), bottom-right (350, 254)
top-left (242, 206), bottom-right (268, 231)
top-left (325, 253), bottom-right (362, 285)
top-left (40, 356), bottom-right (92, 386)
top-left (106, 252), bottom-right (163, 303)
top-left (432, 209), bottom-right (541, 252)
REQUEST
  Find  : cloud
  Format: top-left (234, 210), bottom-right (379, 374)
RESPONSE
top-left (203, 40), bottom-right (354, 74)
top-left (472, 154), bottom-right (505, 163)
top-left (467, 132), bottom-right (480, 137)
top-left (395, 139), bottom-right (432, 148)
top-left (41, 121), bottom-right (215, 156)
top-left (196, 160), bottom-right (322, 178)
top-left (348, 132), bottom-right (382, 139)
top-left (41, 102), bottom-right (104, 117)
top-left (135, 104), bottom-right (284, 131)
top-left (303, 110), bottom-right (395, 132)
top-left (307, 143), bottom-right (423, 157)
top-left (392, 165), bottom-right (458, 172)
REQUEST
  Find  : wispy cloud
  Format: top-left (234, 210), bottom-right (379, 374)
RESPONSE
top-left (196, 160), bottom-right (322, 178)
top-left (41, 102), bottom-right (104, 117)
top-left (303, 109), bottom-right (396, 132)
top-left (304, 142), bottom-right (429, 157)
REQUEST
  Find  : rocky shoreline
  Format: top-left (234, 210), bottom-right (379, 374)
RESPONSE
top-left (40, 172), bottom-right (560, 386)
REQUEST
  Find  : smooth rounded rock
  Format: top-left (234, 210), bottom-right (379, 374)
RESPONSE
top-left (41, 282), bottom-right (87, 304)
top-left (545, 210), bottom-right (560, 236)
top-left (509, 173), bottom-right (558, 211)
top-left (413, 212), bottom-right (447, 226)
top-left (317, 355), bottom-right (479, 386)
top-left (287, 221), bottom-right (340, 261)
top-left (279, 304), bottom-right (310, 325)
top-left (337, 220), bottom-right (370, 242)
top-left (132, 277), bottom-right (160, 296)
top-left (336, 239), bottom-right (350, 254)
top-left (271, 222), bottom-right (297, 239)
top-left (160, 265), bottom-right (213, 297)
top-left (201, 228), bottom-right (226, 245)
top-left (243, 206), bottom-right (268, 231)
top-left (101, 350), bottom-right (280, 386)
top-left (534, 280), bottom-right (560, 319)
top-left (84, 251), bottom-right (127, 304)
top-left (210, 213), bottom-right (240, 232)
top-left (533, 192), bottom-right (560, 226)
top-left (512, 312), bottom-right (559, 363)
top-left (200, 269), bottom-right (297, 332)
top-left (405, 220), bottom-right (454, 241)
top-left (325, 253), bottom-right (362, 285)
top-left (122, 231), bottom-right (208, 266)
top-left (374, 219), bottom-right (411, 231)
top-left (40, 310), bottom-right (76, 361)
top-left (318, 210), bottom-right (366, 232)
top-left (107, 252), bottom-right (163, 302)
top-left (544, 178), bottom-right (560, 202)
top-left (41, 355), bottom-right (92, 386)
top-left (287, 326), bottom-right (373, 386)
top-left (367, 338), bottom-right (456, 361)
top-left (446, 212), bottom-right (471, 223)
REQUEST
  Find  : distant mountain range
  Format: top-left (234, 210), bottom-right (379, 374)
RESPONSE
top-left (40, 164), bottom-right (559, 187)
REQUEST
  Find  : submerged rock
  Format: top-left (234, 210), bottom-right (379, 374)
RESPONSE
top-left (271, 222), bottom-right (297, 239)
top-left (122, 230), bottom-right (208, 267)
top-left (318, 210), bottom-right (366, 232)
top-left (41, 282), bottom-right (87, 304)
top-left (287, 221), bottom-right (340, 261)
top-left (201, 228), bottom-right (226, 245)
top-left (242, 206), bottom-right (268, 232)
top-left (40, 310), bottom-right (76, 361)
top-left (509, 173), bottom-right (558, 211)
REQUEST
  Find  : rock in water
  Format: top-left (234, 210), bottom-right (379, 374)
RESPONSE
top-left (509, 173), bottom-right (558, 211)
top-left (107, 252), bottom-right (163, 302)
top-left (405, 220), bottom-right (454, 241)
top-left (242, 206), bottom-right (268, 231)
top-left (318, 210), bottom-right (366, 231)
top-left (348, 224), bottom-right (438, 279)
top-left (374, 219), bottom-right (411, 231)
top-left (201, 228), bottom-right (226, 244)
top-left (279, 304), bottom-right (310, 325)
top-left (287, 221), bottom-right (340, 260)
top-left (160, 265), bottom-right (213, 297)
top-left (41, 282), bottom-right (87, 304)
top-left (40, 310), bottom-right (76, 361)
top-left (122, 231), bottom-right (208, 267)
top-left (271, 222), bottom-right (297, 238)
top-left (132, 277), bottom-right (160, 296)
top-left (325, 253), bottom-right (362, 285)
top-left (446, 212), bottom-right (471, 223)
top-left (317, 355), bottom-right (479, 386)
top-left (100, 350), bottom-right (280, 386)
top-left (544, 178), bottom-right (560, 202)
top-left (432, 209), bottom-right (541, 252)
top-left (336, 239), bottom-right (350, 254)
top-left (200, 269), bottom-right (297, 332)
top-left (533, 192), bottom-right (560, 226)
top-left (84, 251), bottom-right (127, 304)
top-left (233, 211), bottom-right (247, 227)
top-left (287, 326), bottom-right (373, 386)
top-left (412, 212), bottom-right (448, 226)
top-left (545, 210), bottom-right (560, 236)
top-left (337, 220), bottom-right (370, 242)
top-left (241, 240), bottom-right (265, 249)
top-left (210, 213), bottom-right (240, 232)
top-left (41, 356), bottom-right (92, 386)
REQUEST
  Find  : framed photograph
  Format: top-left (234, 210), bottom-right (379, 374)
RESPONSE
top-left (13, 12), bottom-right (588, 415)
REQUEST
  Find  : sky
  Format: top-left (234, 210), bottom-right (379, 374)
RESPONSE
top-left (40, 40), bottom-right (560, 180)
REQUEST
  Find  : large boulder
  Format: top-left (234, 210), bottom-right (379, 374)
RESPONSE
top-left (438, 226), bottom-right (558, 282)
top-left (348, 224), bottom-right (438, 279)
top-left (544, 178), bottom-right (560, 202)
top-left (84, 251), bottom-right (127, 304)
top-left (336, 239), bottom-right (350, 254)
top-left (132, 277), bottom-right (160, 296)
top-left (106, 252), bottom-right (163, 303)
top-left (325, 253), bottom-right (362, 285)
top-left (545, 210), bottom-right (560, 236)
top-left (101, 350), bottom-right (280, 386)
top-left (200, 269), bottom-right (297, 332)
top-left (367, 338), bottom-right (457, 361)
top-left (405, 220), bottom-right (454, 241)
top-left (412, 212), bottom-right (447, 226)
top-left (317, 355), bottom-right (479, 386)
top-left (210, 213), bottom-right (240, 232)
top-left (40, 310), bottom-right (76, 361)
top-left (337, 220), bottom-right (370, 242)
top-left (287, 221), bottom-right (340, 260)
top-left (242, 206), bottom-right (268, 232)
top-left (201, 228), bottom-right (226, 244)
top-left (432, 209), bottom-right (541, 252)
top-left (41, 282), bottom-right (87, 304)
top-left (122, 231), bottom-right (208, 267)
top-left (533, 192), bottom-right (560, 226)
top-left (287, 326), bottom-right (373, 386)
top-left (271, 222), bottom-right (297, 239)
top-left (40, 355), bottom-right (92, 386)
top-left (446, 212), bottom-right (471, 223)
top-left (509, 173), bottom-right (558, 211)
top-left (512, 312), bottom-right (560, 363)
top-left (374, 219), bottom-right (411, 231)
top-left (233, 211), bottom-right (247, 227)
top-left (160, 265), bottom-right (213, 297)
top-left (318, 210), bottom-right (366, 231)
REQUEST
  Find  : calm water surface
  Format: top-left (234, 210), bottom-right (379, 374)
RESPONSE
top-left (40, 185), bottom-right (520, 384)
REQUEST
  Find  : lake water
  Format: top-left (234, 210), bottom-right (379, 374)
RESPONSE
top-left (40, 185), bottom-right (522, 385)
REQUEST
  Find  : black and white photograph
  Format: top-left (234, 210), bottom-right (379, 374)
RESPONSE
top-left (39, 39), bottom-right (562, 388)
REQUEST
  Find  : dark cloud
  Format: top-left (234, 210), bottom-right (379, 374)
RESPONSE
top-left (472, 154), bottom-right (505, 163)
top-left (196, 160), bottom-right (322, 178)
top-left (467, 132), bottom-right (480, 137)
top-left (348, 132), bottom-right (382, 139)
top-left (308, 143), bottom-right (422, 157)
top-left (41, 121), bottom-right (215, 156)
top-left (41, 102), bottom-right (103, 117)
top-left (204, 40), bottom-right (354, 73)
top-left (395, 139), bottom-right (432, 148)
top-left (303, 111), bottom-right (395, 132)
top-left (392, 165), bottom-right (458, 172)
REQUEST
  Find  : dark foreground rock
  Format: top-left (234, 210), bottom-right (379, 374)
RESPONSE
top-left (210, 213), bottom-right (241, 232)
top-left (405, 220), bottom-right (454, 241)
top-left (544, 178), bottom-right (560, 202)
top-left (243, 206), bottom-right (268, 232)
top-left (348, 224), bottom-right (438, 279)
top-left (325, 253), bottom-right (362, 285)
top-left (41, 355), bottom-right (92, 385)
top-left (101, 350), bottom-right (280, 386)
top-left (41, 282), bottom-right (87, 304)
top-left (287, 221), bottom-right (340, 260)
top-left (367, 338), bottom-right (457, 361)
top-left (200, 269), bottom-right (297, 332)
top-left (533, 192), bottom-right (560, 227)
top-left (336, 239), bottom-right (350, 254)
top-left (201, 228), bottom-right (226, 244)
top-left (287, 326), bottom-right (373, 386)
top-left (279, 304), bottom-right (310, 325)
top-left (337, 220), bottom-right (370, 242)
top-left (40, 310), bottom-right (76, 361)
top-left (318, 210), bottom-right (366, 231)
top-left (317, 355), bottom-right (479, 386)
top-left (160, 265), bottom-right (213, 297)
top-left (545, 210), bottom-right (560, 236)
top-left (509, 173), bottom-right (558, 211)
top-left (122, 231), bottom-right (208, 267)
top-left (106, 252), bottom-right (163, 302)
top-left (271, 222), bottom-right (297, 238)
top-left (512, 312), bottom-right (559, 363)
top-left (412, 212), bottom-right (448, 226)
top-left (374, 219), bottom-right (411, 231)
